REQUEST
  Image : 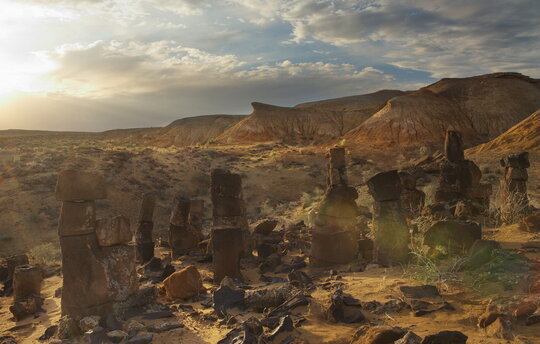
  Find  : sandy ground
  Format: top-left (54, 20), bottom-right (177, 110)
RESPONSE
top-left (2, 221), bottom-right (540, 343)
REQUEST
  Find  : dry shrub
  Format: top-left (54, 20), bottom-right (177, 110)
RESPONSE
top-left (30, 242), bottom-right (61, 266)
top-left (491, 184), bottom-right (529, 225)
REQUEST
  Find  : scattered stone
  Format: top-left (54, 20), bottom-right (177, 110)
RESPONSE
top-left (514, 300), bottom-right (537, 319)
top-left (57, 315), bottom-right (80, 339)
top-left (277, 256), bottom-right (307, 273)
top-left (162, 265), bottom-right (205, 300)
top-left (107, 330), bottom-right (128, 343)
top-left (217, 317), bottom-right (263, 344)
top-left (38, 325), bottom-right (57, 341)
top-left (395, 331), bottom-right (423, 344)
top-left (526, 311), bottom-right (540, 326)
top-left (146, 322), bottom-right (184, 333)
top-left (79, 316), bottom-right (101, 332)
top-left (139, 257), bottom-right (174, 282)
top-left (287, 270), bottom-right (313, 289)
top-left (325, 289), bottom-right (364, 324)
top-left (351, 325), bottom-right (406, 344)
top-left (485, 317), bottom-right (513, 340)
top-left (105, 314), bottom-right (123, 331)
top-left (265, 315), bottom-right (294, 341)
top-left (245, 284), bottom-right (292, 312)
top-left (0, 336), bottom-right (17, 344)
top-left (424, 220), bottom-right (481, 253)
top-left (213, 277), bottom-right (245, 316)
top-left (125, 320), bottom-right (145, 332)
top-left (400, 285), bottom-right (440, 299)
top-left (421, 331), bottom-right (467, 344)
top-left (9, 295), bottom-right (43, 320)
top-left (141, 309), bottom-right (174, 320)
top-left (521, 211), bottom-right (540, 232)
top-left (81, 326), bottom-right (109, 344)
top-left (253, 219), bottom-right (279, 235)
top-left (126, 333), bottom-right (153, 344)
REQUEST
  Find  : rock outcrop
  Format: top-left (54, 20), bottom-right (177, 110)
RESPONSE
top-left (56, 170), bottom-right (138, 320)
top-left (310, 147), bottom-right (359, 266)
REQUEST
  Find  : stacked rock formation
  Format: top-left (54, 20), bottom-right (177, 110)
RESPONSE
top-left (135, 193), bottom-right (156, 263)
top-left (500, 152), bottom-right (530, 212)
top-left (310, 147), bottom-right (359, 267)
top-left (367, 170), bottom-right (410, 265)
top-left (210, 169), bottom-right (251, 256)
top-left (399, 170), bottom-right (425, 215)
top-left (55, 169), bottom-right (138, 320)
top-left (209, 169), bottom-right (249, 283)
top-left (9, 264), bottom-right (43, 320)
top-left (434, 130), bottom-right (491, 215)
top-left (169, 197), bottom-right (201, 259)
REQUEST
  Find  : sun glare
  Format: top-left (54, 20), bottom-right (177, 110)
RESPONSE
top-left (0, 53), bottom-right (58, 101)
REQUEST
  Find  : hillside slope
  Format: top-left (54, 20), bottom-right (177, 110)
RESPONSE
top-left (149, 115), bottom-right (245, 147)
top-left (216, 90), bottom-right (404, 144)
top-left (344, 89), bottom-right (478, 149)
top-left (344, 72), bottom-right (540, 151)
top-left (425, 72), bottom-right (540, 140)
top-left (467, 109), bottom-right (540, 154)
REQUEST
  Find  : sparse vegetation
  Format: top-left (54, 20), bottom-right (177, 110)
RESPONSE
top-left (29, 242), bottom-right (62, 266)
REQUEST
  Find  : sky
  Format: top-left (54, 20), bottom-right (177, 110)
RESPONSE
top-left (0, 0), bottom-right (538, 131)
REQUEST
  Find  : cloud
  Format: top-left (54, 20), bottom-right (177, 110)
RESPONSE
top-left (0, 39), bottom-right (414, 130)
top-left (284, 0), bottom-right (539, 77)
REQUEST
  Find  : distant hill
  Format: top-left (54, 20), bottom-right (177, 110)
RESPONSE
top-left (344, 89), bottom-right (478, 149)
top-left (424, 72), bottom-right (540, 139)
top-left (467, 108), bottom-right (540, 154)
top-left (149, 114), bottom-right (245, 147)
top-left (344, 72), bottom-right (540, 150)
top-left (215, 90), bottom-right (404, 144)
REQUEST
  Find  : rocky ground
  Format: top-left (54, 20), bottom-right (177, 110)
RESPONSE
top-left (0, 132), bottom-right (539, 343)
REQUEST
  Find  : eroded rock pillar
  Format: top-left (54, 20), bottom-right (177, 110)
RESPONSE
top-left (211, 227), bottom-right (243, 284)
top-left (434, 130), bottom-right (491, 215)
top-left (368, 170), bottom-right (410, 265)
top-left (135, 193), bottom-right (156, 263)
top-left (211, 169), bottom-right (250, 256)
top-left (56, 169), bottom-right (138, 320)
top-left (310, 147), bottom-right (359, 267)
top-left (169, 197), bottom-right (200, 259)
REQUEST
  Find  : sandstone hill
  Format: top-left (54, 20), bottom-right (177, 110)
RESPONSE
top-left (149, 114), bottom-right (245, 147)
top-left (344, 89), bottom-right (478, 149)
top-left (344, 72), bottom-right (540, 151)
top-left (425, 72), bottom-right (540, 139)
top-left (214, 90), bottom-right (404, 144)
top-left (467, 108), bottom-right (540, 154)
